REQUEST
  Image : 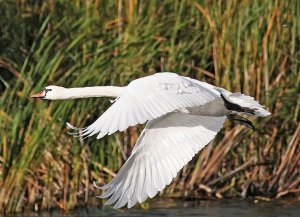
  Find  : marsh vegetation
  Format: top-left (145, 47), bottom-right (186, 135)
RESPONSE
top-left (0, 0), bottom-right (299, 213)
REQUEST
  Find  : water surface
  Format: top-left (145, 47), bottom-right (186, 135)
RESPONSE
top-left (5, 198), bottom-right (300, 217)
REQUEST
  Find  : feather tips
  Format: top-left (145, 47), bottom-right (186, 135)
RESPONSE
top-left (95, 113), bottom-right (226, 208)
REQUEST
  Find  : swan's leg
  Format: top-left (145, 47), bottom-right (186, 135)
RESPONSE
top-left (227, 114), bottom-right (255, 130)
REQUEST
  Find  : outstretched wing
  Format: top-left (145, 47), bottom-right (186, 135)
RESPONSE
top-left (77, 72), bottom-right (219, 139)
top-left (94, 112), bottom-right (226, 208)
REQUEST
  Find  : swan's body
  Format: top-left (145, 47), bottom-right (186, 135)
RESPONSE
top-left (32, 72), bottom-right (270, 208)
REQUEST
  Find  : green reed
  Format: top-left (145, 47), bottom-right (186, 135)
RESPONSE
top-left (0, 0), bottom-right (299, 213)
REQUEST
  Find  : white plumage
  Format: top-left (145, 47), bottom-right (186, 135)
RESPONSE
top-left (80, 73), bottom-right (219, 139)
top-left (32, 72), bottom-right (271, 209)
top-left (94, 113), bottom-right (226, 208)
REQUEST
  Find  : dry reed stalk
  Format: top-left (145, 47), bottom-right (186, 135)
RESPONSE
top-left (0, 0), bottom-right (299, 213)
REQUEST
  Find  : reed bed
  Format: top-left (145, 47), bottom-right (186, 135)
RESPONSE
top-left (0, 0), bottom-right (299, 213)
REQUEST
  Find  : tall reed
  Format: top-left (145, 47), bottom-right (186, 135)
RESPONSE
top-left (0, 0), bottom-right (299, 213)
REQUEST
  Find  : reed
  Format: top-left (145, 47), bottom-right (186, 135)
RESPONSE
top-left (0, 0), bottom-right (299, 213)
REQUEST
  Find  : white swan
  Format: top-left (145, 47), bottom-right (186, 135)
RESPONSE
top-left (31, 72), bottom-right (270, 208)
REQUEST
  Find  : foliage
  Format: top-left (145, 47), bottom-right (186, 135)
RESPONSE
top-left (0, 0), bottom-right (299, 213)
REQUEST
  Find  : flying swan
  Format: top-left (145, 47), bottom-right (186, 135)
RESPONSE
top-left (31, 72), bottom-right (270, 208)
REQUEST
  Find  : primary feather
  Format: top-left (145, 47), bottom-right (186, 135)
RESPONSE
top-left (95, 113), bottom-right (226, 208)
top-left (80, 73), bottom-right (219, 139)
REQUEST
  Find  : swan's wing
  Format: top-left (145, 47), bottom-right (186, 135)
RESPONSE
top-left (77, 72), bottom-right (219, 139)
top-left (95, 112), bottom-right (226, 208)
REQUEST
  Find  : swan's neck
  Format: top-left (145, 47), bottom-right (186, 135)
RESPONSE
top-left (60, 86), bottom-right (124, 99)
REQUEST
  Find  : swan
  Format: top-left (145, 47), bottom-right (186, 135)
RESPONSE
top-left (31, 72), bottom-right (271, 208)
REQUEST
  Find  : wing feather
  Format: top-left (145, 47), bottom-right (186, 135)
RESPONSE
top-left (77, 73), bottom-right (218, 139)
top-left (96, 112), bottom-right (226, 208)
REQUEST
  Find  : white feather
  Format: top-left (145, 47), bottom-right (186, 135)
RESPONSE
top-left (81, 73), bottom-right (218, 139)
top-left (96, 112), bottom-right (227, 208)
top-left (57, 72), bottom-right (271, 209)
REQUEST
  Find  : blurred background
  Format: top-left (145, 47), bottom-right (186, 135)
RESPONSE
top-left (0, 0), bottom-right (299, 213)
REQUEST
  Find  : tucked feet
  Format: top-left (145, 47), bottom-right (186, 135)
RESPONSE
top-left (227, 113), bottom-right (255, 130)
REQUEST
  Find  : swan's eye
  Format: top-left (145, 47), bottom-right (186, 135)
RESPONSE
top-left (42, 88), bottom-right (52, 96)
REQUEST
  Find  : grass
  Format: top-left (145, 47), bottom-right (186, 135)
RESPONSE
top-left (0, 0), bottom-right (299, 213)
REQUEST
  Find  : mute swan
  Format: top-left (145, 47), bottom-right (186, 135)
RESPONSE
top-left (31, 72), bottom-right (270, 208)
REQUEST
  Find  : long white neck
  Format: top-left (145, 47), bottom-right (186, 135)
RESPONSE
top-left (53, 86), bottom-right (125, 100)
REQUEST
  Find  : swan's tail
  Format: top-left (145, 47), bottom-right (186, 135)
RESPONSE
top-left (227, 92), bottom-right (271, 117)
top-left (215, 88), bottom-right (271, 130)
top-left (215, 87), bottom-right (271, 117)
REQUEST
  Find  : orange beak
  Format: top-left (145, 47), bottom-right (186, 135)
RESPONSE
top-left (31, 90), bottom-right (46, 98)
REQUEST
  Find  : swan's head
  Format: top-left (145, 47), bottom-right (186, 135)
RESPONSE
top-left (31, 85), bottom-right (66, 100)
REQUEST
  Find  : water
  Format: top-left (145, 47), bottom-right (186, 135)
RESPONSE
top-left (4, 198), bottom-right (300, 217)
